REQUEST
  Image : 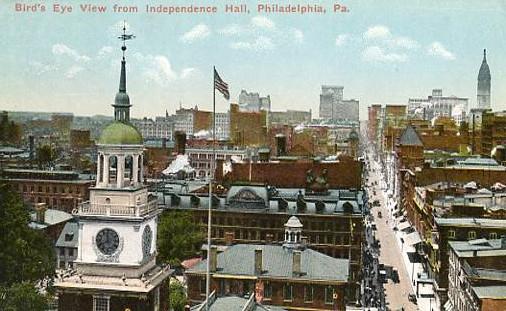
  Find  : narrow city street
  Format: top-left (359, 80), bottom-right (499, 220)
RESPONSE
top-left (366, 156), bottom-right (418, 311)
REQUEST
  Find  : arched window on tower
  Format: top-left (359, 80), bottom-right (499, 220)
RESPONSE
top-left (125, 155), bottom-right (133, 184)
top-left (109, 156), bottom-right (118, 183)
top-left (290, 232), bottom-right (295, 242)
top-left (98, 154), bottom-right (104, 183)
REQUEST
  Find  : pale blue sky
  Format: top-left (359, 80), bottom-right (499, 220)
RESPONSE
top-left (1, 0), bottom-right (505, 120)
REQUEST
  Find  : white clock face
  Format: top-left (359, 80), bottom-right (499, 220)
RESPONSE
top-left (142, 225), bottom-right (153, 258)
top-left (96, 228), bottom-right (120, 255)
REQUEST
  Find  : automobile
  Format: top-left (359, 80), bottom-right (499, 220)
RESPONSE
top-left (370, 222), bottom-right (377, 230)
top-left (377, 211), bottom-right (382, 218)
top-left (373, 200), bottom-right (380, 206)
top-left (408, 294), bottom-right (417, 304)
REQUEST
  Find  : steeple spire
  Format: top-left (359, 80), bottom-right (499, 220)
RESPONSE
top-left (113, 22), bottom-right (135, 122)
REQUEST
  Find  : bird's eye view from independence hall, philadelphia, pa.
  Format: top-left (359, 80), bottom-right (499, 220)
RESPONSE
top-left (1, 1), bottom-right (506, 311)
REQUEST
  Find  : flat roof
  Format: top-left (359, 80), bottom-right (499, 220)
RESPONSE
top-left (472, 285), bottom-right (506, 299)
top-left (435, 217), bottom-right (506, 228)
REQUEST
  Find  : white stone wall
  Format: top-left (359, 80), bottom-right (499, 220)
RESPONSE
top-left (78, 216), bottom-right (157, 266)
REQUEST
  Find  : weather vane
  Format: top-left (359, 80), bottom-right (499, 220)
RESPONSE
top-left (117, 21), bottom-right (135, 59)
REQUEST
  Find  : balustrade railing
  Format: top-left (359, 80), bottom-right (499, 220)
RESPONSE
top-left (78, 199), bottom-right (157, 217)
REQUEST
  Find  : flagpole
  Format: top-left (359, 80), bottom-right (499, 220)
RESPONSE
top-left (206, 66), bottom-right (216, 310)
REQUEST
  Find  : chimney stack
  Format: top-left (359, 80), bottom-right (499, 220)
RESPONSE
top-left (210, 245), bottom-right (218, 272)
top-left (254, 248), bottom-right (263, 275)
top-left (35, 202), bottom-right (47, 224)
top-left (224, 231), bottom-right (234, 246)
top-left (292, 250), bottom-right (301, 276)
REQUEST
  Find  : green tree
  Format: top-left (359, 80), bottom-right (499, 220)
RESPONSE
top-left (0, 282), bottom-right (49, 311)
top-left (157, 210), bottom-right (204, 266)
top-left (169, 279), bottom-right (187, 311)
top-left (0, 182), bottom-right (55, 287)
top-left (36, 144), bottom-right (57, 169)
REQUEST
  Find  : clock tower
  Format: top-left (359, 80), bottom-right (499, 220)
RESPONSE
top-left (55, 26), bottom-right (171, 311)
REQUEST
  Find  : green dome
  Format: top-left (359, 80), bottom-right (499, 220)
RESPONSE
top-left (98, 121), bottom-right (143, 145)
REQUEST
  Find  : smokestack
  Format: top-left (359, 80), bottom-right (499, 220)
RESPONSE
top-left (276, 135), bottom-right (287, 156)
top-left (35, 202), bottom-right (47, 224)
top-left (292, 250), bottom-right (301, 276)
top-left (29, 135), bottom-right (35, 161)
top-left (210, 245), bottom-right (218, 272)
top-left (175, 131), bottom-right (186, 155)
top-left (254, 248), bottom-right (263, 275)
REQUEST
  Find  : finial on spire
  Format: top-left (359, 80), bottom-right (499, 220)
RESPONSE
top-left (483, 49), bottom-right (487, 61)
top-left (118, 21), bottom-right (135, 60)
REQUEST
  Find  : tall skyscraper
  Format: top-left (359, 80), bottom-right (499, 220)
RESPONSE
top-left (319, 85), bottom-right (359, 121)
top-left (477, 49), bottom-right (491, 109)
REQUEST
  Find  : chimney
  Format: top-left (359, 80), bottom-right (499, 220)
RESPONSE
top-left (35, 203), bottom-right (47, 224)
top-left (215, 159), bottom-right (224, 181)
top-left (224, 231), bottom-right (234, 246)
top-left (254, 248), bottom-right (263, 275)
top-left (265, 233), bottom-right (274, 244)
top-left (210, 245), bottom-right (218, 272)
top-left (292, 250), bottom-right (301, 276)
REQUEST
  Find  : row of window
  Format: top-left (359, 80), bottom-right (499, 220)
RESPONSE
top-left (205, 215), bottom-right (358, 232)
top-left (447, 230), bottom-right (499, 240)
top-left (17, 183), bottom-right (83, 195)
top-left (201, 279), bottom-right (337, 304)
top-left (28, 196), bottom-right (77, 208)
top-left (210, 226), bottom-right (355, 246)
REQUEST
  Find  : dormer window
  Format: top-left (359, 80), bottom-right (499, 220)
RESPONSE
top-left (65, 233), bottom-right (74, 241)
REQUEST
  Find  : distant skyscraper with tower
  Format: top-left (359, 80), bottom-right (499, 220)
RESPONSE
top-left (477, 49), bottom-right (491, 109)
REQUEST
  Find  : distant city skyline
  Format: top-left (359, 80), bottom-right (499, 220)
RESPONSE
top-left (1, 0), bottom-right (505, 120)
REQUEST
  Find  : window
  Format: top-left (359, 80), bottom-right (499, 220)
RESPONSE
top-left (153, 287), bottom-right (160, 311)
top-left (264, 282), bottom-right (272, 299)
top-left (59, 248), bottom-right (65, 256)
top-left (200, 278), bottom-right (206, 295)
top-left (283, 284), bottom-right (293, 301)
top-left (68, 248), bottom-right (74, 257)
top-left (468, 231), bottom-right (477, 240)
top-left (325, 286), bottom-right (335, 304)
top-left (304, 285), bottom-right (314, 303)
top-left (93, 296), bottom-right (110, 311)
top-left (242, 281), bottom-right (253, 295)
top-left (448, 230), bottom-right (456, 239)
top-left (489, 232), bottom-right (497, 239)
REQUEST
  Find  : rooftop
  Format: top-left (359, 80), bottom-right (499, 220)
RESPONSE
top-left (192, 294), bottom-right (286, 311)
top-left (472, 285), bottom-right (506, 299)
top-left (55, 222), bottom-right (79, 248)
top-left (435, 217), bottom-right (506, 228)
top-left (161, 186), bottom-right (365, 216)
top-left (29, 209), bottom-right (73, 229)
top-left (188, 244), bottom-right (349, 283)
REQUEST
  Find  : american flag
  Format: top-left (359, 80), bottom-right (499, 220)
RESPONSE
top-left (214, 69), bottom-right (230, 100)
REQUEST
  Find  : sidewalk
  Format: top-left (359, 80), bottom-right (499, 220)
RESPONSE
top-left (384, 193), bottom-right (439, 311)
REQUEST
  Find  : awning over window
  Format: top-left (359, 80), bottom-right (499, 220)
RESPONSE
top-left (398, 222), bottom-right (411, 231)
top-left (405, 231), bottom-right (422, 245)
top-left (443, 300), bottom-right (453, 311)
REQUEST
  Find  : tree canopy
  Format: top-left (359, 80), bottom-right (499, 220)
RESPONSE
top-left (157, 210), bottom-right (204, 266)
top-left (0, 182), bottom-right (55, 309)
top-left (169, 279), bottom-right (187, 311)
top-left (0, 282), bottom-right (49, 311)
top-left (0, 182), bottom-right (55, 285)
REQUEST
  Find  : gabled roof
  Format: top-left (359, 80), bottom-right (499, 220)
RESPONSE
top-left (399, 125), bottom-right (423, 146)
top-left (188, 244), bottom-right (349, 282)
top-left (56, 222), bottom-right (79, 248)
